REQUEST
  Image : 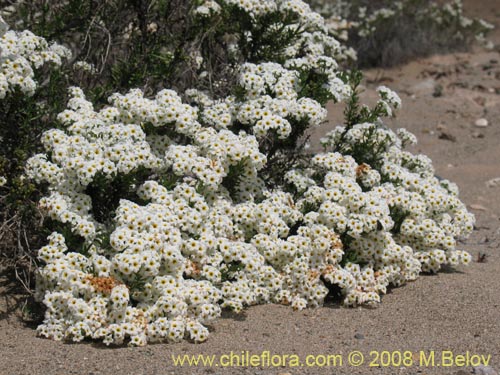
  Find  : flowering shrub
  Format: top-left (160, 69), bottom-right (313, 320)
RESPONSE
top-left (27, 64), bottom-right (473, 348)
top-left (0, 15), bottom-right (70, 174)
top-left (2, 0), bottom-right (354, 101)
top-left (0, 16), bottom-right (70, 98)
top-left (1, 0), bottom-right (348, 261)
top-left (0, 0), bottom-right (477, 347)
top-left (306, 0), bottom-right (494, 66)
top-left (0, 16), bottom-right (71, 260)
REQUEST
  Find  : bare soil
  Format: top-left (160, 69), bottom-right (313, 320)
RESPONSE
top-left (1, 1), bottom-right (500, 374)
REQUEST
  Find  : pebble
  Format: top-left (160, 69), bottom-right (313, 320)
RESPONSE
top-left (486, 177), bottom-right (500, 188)
top-left (473, 365), bottom-right (499, 375)
top-left (354, 333), bottom-right (365, 340)
top-left (475, 118), bottom-right (489, 127)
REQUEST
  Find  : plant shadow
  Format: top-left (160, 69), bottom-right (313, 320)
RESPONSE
top-left (0, 267), bottom-right (43, 327)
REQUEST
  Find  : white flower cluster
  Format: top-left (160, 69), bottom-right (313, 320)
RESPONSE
top-left (235, 62), bottom-right (330, 138)
top-left (318, 123), bottom-right (474, 275)
top-left (304, 0), bottom-right (357, 59)
top-left (26, 85), bottom-right (265, 344)
top-left (209, 0), bottom-right (323, 26)
top-left (188, 60), bottom-right (349, 143)
top-left (356, 6), bottom-right (397, 38)
top-left (0, 17), bottom-right (71, 98)
top-left (309, 0), bottom-right (494, 50)
top-left (73, 61), bottom-right (96, 74)
top-left (193, 0), bottom-right (222, 17)
top-left (377, 85), bottom-right (402, 117)
top-left (430, 0), bottom-right (494, 48)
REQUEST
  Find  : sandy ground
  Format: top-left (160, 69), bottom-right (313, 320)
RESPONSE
top-left (1, 1), bottom-right (500, 374)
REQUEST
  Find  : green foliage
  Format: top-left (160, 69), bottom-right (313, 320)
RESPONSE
top-left (0, 63), bottom-right (70, 261)
top-left (84, 169), bottom-right (150, 224)
top-left (342, 70), bottom-right (392, 127)
top-left (227, 7), bottom-right (305, 63)
top-left (43, 219), bottom-right (89, 257)
top-left (222, 158), bottom-right (249, 199)
top-left (297, 67), bottom-right (333, 106)
top-left (331, 70), bottom-right (393, 168)
top-left (221, 261), bottom-right (244, 282)
top-left (390, 206), bottom-right (410, 235)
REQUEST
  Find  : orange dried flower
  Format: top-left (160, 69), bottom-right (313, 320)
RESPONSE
top-left (356, 163), bottom-right (371, 177)
top-left (85, 275), bottom-right (123, 294)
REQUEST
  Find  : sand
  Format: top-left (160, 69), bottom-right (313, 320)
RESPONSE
top-left (1, 1), bottom-right (499, 374)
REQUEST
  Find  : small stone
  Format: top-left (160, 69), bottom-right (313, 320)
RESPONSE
top-left (486, 177), bottom-right (500, 188)
top-left (475, 118), bottom-right (489, 127)
top-left (473, 365), bottom-right (498, 375)
top-left (354, 333), bottom-right (365, 339)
